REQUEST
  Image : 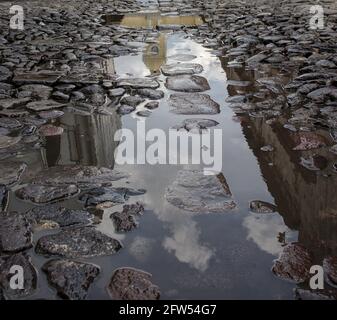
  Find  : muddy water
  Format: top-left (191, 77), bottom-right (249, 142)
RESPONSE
top-left (5, 12), bottom-right (337, 300)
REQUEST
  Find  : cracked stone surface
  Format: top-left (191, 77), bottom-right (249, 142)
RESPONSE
top-left (107, 267), bottom-right (160, 300)
top-left (165, 170), bottom-right (236, 213)
top-left (35, 226), bottom-right (122, 258)
top-left (42, 259), bottom-right (100, 300)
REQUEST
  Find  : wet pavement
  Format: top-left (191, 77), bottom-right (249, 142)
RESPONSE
top-left (1, 0), bottom-right (337, 300)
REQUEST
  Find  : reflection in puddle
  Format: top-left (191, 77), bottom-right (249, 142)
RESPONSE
top-left (243, 213), bottom-right (295, 256)
top-left (104, 13), bottom-right (204, 28)
top-left (6, 8), bottom-right (337, 299)
top-left (163, 216), bottom-right (214, 272)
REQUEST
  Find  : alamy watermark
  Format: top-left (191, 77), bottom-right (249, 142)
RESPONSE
top-left (9, 265), bottom-right (24, 290)
top-left (113, 120), bottom-right (223, 175)
top-left (9, 5), bottom-right (24, 30)
top-left (309, 5), bottom-right (324, 30)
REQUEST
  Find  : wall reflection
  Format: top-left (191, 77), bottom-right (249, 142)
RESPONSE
top-left (222, 58), bottom-right (337, 259)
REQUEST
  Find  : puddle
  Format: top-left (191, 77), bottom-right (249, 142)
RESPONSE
top-left (103, 12), bottom-right (204, 28)
top-left (3, 9), bottom-right (337, 300)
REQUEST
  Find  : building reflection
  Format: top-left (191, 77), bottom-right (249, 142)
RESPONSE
top-left (143, 33), bottom-right (167, 75)
top-left (222, 58), bottom-right (337, 259)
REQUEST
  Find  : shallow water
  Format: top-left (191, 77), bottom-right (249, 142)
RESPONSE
top-left (4, 11), bottom-right (337, 300)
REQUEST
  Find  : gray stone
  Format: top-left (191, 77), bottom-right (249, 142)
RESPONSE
top-left (0, 161), bottom-right (27, 186)
top-left (42, 259), bottom-right (100, 300)
top-left (0, 66), bottom-right (12, 82)
top-left (165, 170), bottom-right (236, 213)
top-left (0, 253), bottom-right (37, 298)
top-left (19, 84), bottom-right (53, 100)
top-left (26, 100), bottom-right (66, 111)
top-left (165, 75), bottom-right (210, 92)
top-left (161, 63), bottom-right (203, 76)
top-left (169, 93), bottom-right (220, 114)
top-left (272, 243), bottom-right (313, 283)
top-left (136, 110), bottom-right (151, 117)
top-left (13, 71), bottom-right (64, 85)
top-left (110, 202), bottom-right (144, 232)
top-left (0, 212), bottom-right (32, 252)
top-left (172, 118), bottom-right (219, 132)
top-left (39, 110), bottom-right (64, 120)
top-left (120, 95), bottom-right (145, 107)
top-left (323, 257), bottom-right (337, 287)
top-left (80, 187), bottom-right (146, 207)
top-left (16, 184), bottom-right (79, 204)
top-left (307, 87), bottom-right (337, 103)
top-left (25, 205), bottom-right (93, 229)
top-left (117, 78), bottom-right (160, 89)
top-left (32, 165), bottom-right (127, 189)
top-left (39, 124), bottom-right (64, 136)
top-left (118, 104), bottom-right (135, 115)
top-left (0, 98), bottom-right (31, 110)
top-left (168, 54), bottom-right (197, 62)
top-left (144, 101), bottom-right (159, 110)
top-left (249, 200), bottom-right (277, 213)
top-left (0, 118), bottom-right (22, 130)
top-left (0, 135), bottom-right (21, 149)
top-left (36, 227), bottom-right (122, 258)
top-left (107, 267), bottom-right (160, 300)
top-left (0, 185), bottom-right (9, 212)
top-left (294, 288), bottom-right (336, 300)
top-left (108, 88), bottom-right (125, 97)
top-left (0, 109), bottom-right (29, 117)
top-left (137, 89), bottom-right (164, 100)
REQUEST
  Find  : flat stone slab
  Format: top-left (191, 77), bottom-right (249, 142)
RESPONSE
top-left (0, 162), bottom-right (27, 187)
top-left (107, 267), bottom-right (160, 300)
top-left (36, 227), bottom-right (122, 258)
top-left (79, 187), bottom-right (146, 207)
top-left (0, 109), bottom-right (29, 117)
top-left (25, 205), bottom-right (93, 229)
top-left (16, 184), bottom-right (79, 204)
top-left (0, 136), bottom-right (21, 149)
top-left (0, 98), bottom-right (31, 110)
top-left (13, 71), bottom-right (64, 85)
top-left (161, 63), bottom-right (203, 76)
top-left (168, 93), bottom-right (220, 114)
top-left (0, 253), bottom-right (37, 298)
top-left (0, 185), bottom-right (9, 212)
top-left (323, 257), bottom-right (337, 287)
top-left (42, 259), bottom-right (100, 300)
top-left (172, 119), bottom-right (219, 132)
top-left (110, 202), bottom-right (144, 232)
top-left (0, 118), bottom-right (23, 130)
top-left (137, 88), bottom-right (164, 100)
top-left (294, 288), bottom-right (336, 300)
top-left (19, 84), bottom-right (53, 100)
top-left (26, 100), bottom-right (66, 111)
top-left (117, 78), bottom-right (160, 89)
top-left (0, 66), bottom-right (12, 82)
top-left (120, 95), bottom-right (145, 107)
top-left (39, 110), bottom-right (64, 120)
top-left (117, 104), bottom-right (135, 115)
top-left (272, 243), bottom-right (313, 283)
top-left (165, 170), bottom-right (236, 213)
top-left (0, 212), bottom-right (33, 253)
top-left (165, 75), bottom-right (210, 92)
top-left (249, 200), bottom-right (277, 213)
top-left (31, 165), bottom-right (128, 189)
top-left (168, 54), bottom-right (197, 61)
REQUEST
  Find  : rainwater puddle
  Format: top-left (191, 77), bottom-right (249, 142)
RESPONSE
top-left (4, 11), bottom-right (337, 300)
